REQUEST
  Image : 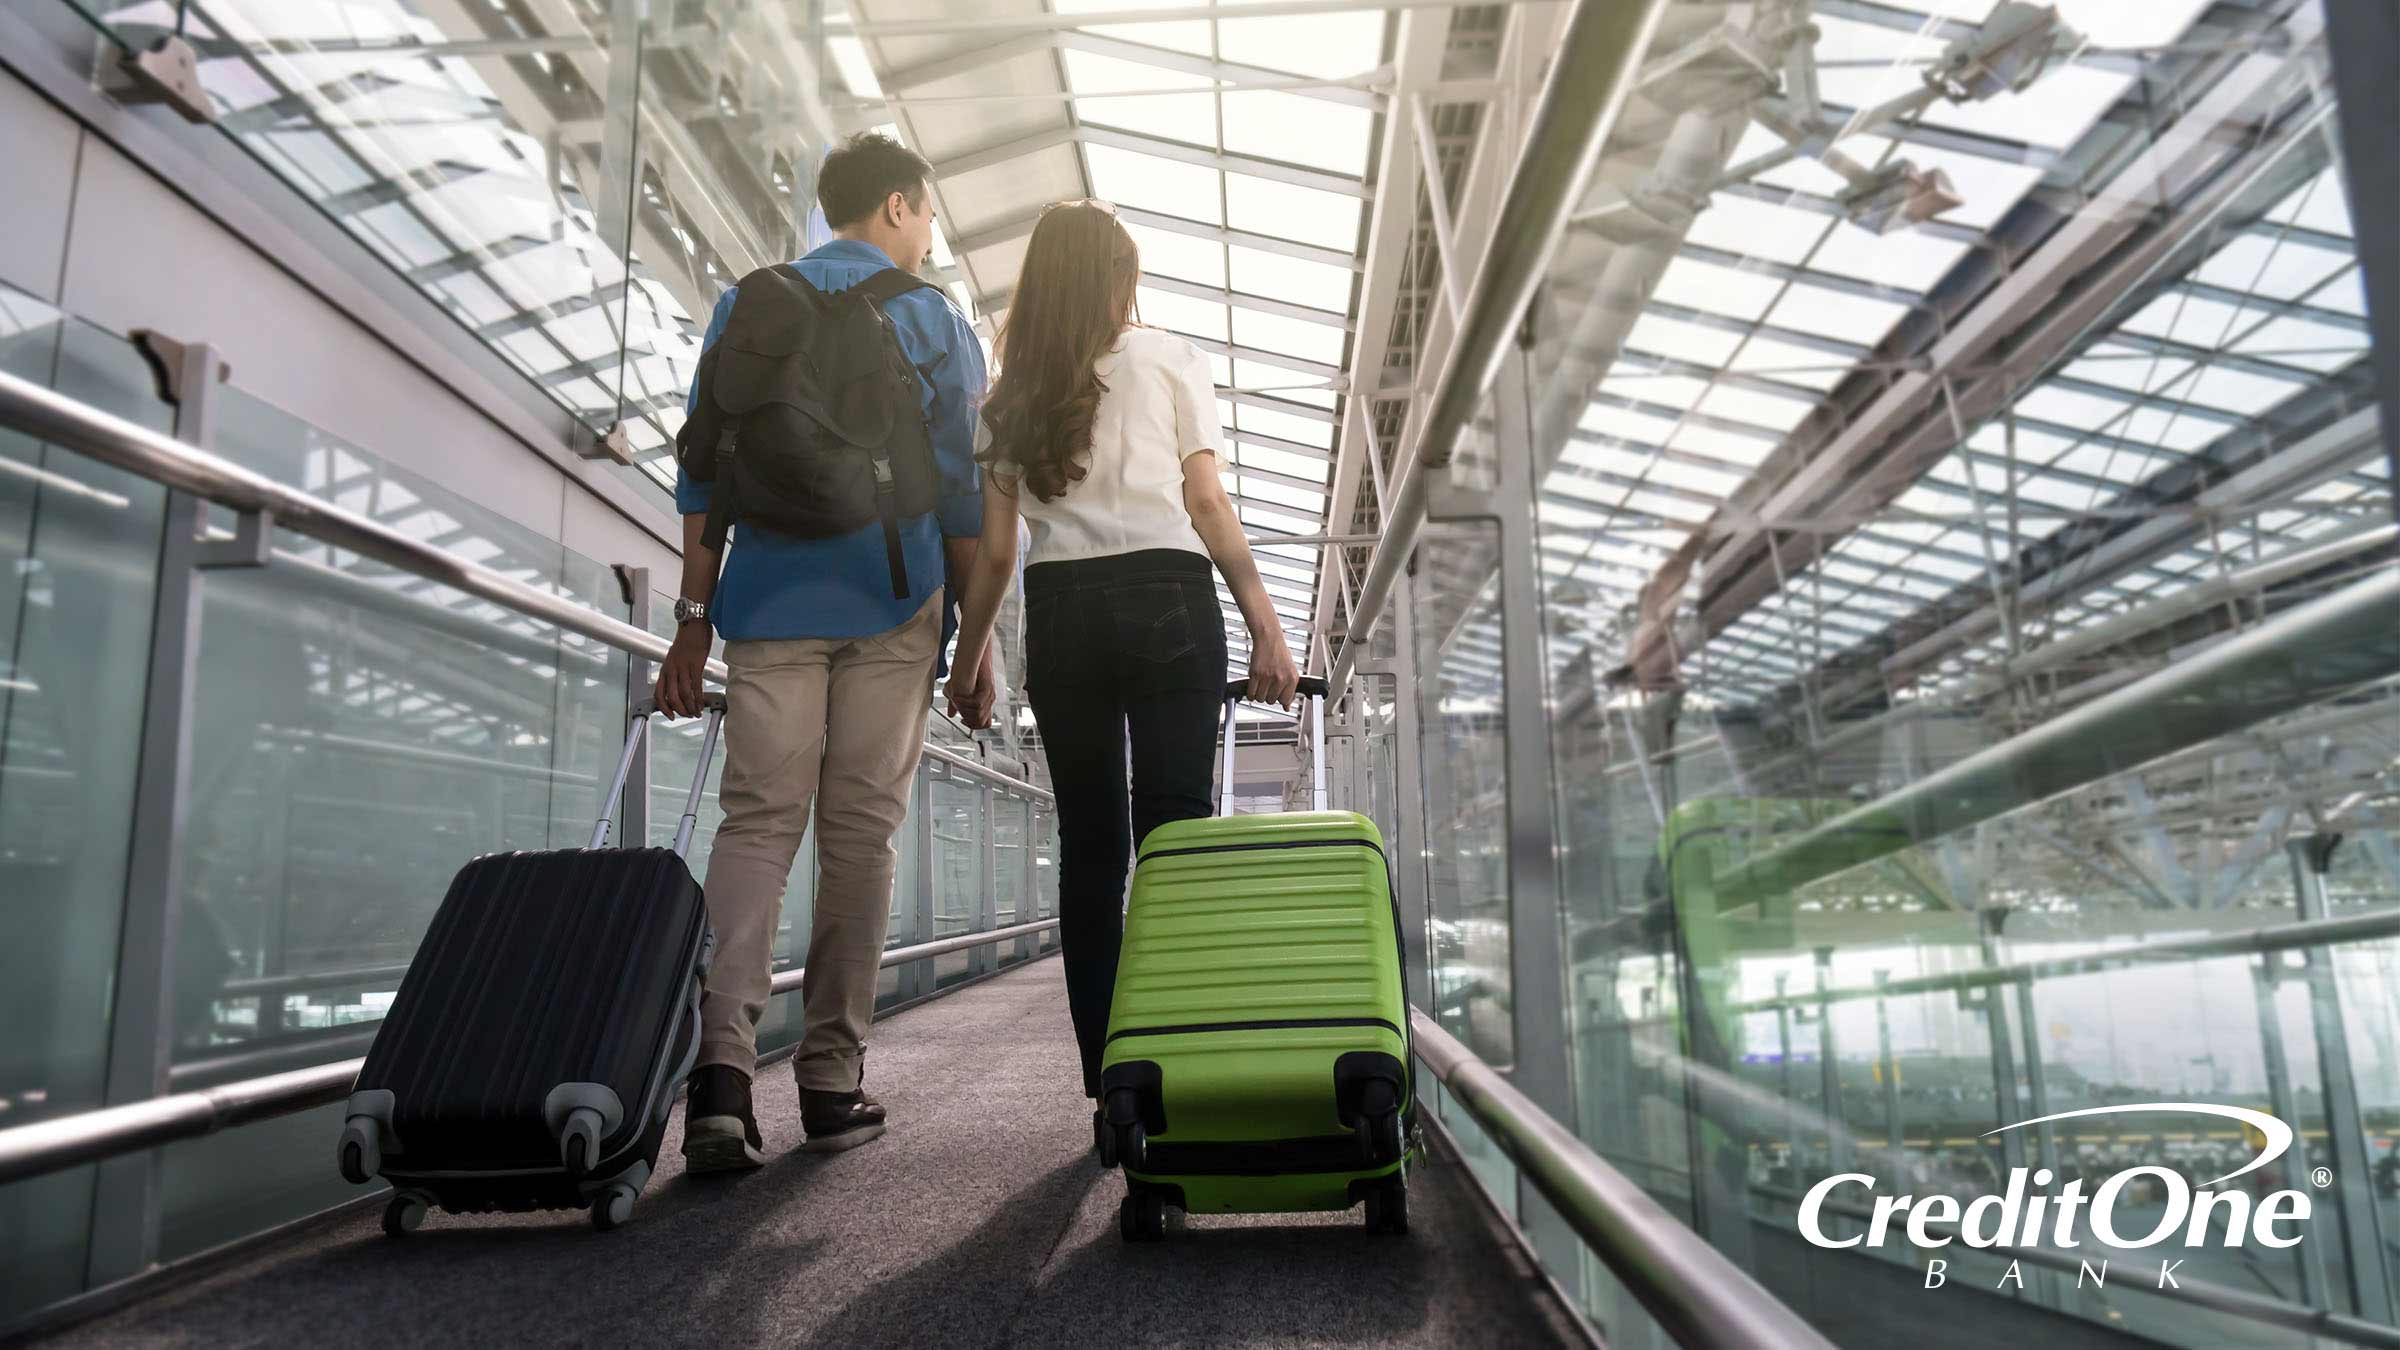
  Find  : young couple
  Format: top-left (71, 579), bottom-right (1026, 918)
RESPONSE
top-left (652, 132), bottom-right (1298, 1172)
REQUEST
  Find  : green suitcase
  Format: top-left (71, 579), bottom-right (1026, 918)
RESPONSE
top-left (1097, 678), bottom-right (1416, 1242)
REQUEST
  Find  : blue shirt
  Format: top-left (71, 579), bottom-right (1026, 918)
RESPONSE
top-left (677, 239), bottom-right (985, 648)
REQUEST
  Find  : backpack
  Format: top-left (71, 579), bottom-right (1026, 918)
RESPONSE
top-left (675, 264), bottom-right (942, 598)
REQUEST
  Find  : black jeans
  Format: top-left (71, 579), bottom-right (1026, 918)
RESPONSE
top-left (1023, 549), bottom-right (1227, 1097)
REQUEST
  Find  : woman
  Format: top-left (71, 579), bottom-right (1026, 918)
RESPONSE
top-left (944, 200), bottom-right (1299, 1105)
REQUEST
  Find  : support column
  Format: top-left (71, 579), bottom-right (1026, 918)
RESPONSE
top-left (614, 565), bottom-right (652, 847)
top-left (1874, 973), bottom-right (1902, 1163)
top-left (1486, 348), bottom-right (1583, 1301)
top-left (2252, 959), bottom-right (2332, 1307)
top-left (898, 773), bottom-right (935, 1000)
top-left (1814, 948), bottom-right (1848, 1175)
top-left (1377, 574), bottom-right (1434, 1016)
top-left (2289, 834), bottom-right (2395, 1322)
top-left (971, 781), bottom-right (997, 975)
top-left (2321, 0), bottom-right (2400, 497)
top-left (87, 335), bottom-right (227, 1287)
top-left (1017, 794), bottom-right (1039, 963)
top-left (1976, 911), bottom-right (2028, 1175)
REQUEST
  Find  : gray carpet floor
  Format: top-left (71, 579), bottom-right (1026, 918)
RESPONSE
top-left (43, 959), bottom-right (1588, 1350)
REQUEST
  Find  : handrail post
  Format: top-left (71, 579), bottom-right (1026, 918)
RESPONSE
top-left (2290, 835), bottom-right (2396, 1321)
top-left (88, 334), bottom-right (228, 1287)
top-left (898, 770), bottom-right (937, 1000)
top-left (615, 565), bottom-right (654, 848)
top-left (972, 778), bottom-right (998, 977)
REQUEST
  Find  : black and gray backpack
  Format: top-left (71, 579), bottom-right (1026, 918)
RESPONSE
top-left (675, 264), bottom-right (942, 597)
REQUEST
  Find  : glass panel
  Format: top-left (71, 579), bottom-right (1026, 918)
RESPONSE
top-left (64, 1), bottom-right (646, 461)
top-left (1035, 803), bottom-right (1061, 954)
top-left (1417, 516), bottom-right (1510, 1065)
top-left (0, 290), bottom-right (169, 1323)
top-left (158, 382), bottom-right (634, 1259)
top-left (994, 794), bottom-right (1029, 927)
top-left (50, 0), bottom-right (859, 503)
top-left (609, 9), bottom-right (842, 494)
top-left (930, 773), bottom-right (981, 987)
top-left (1519, 0), bottom-right (2400, 1340)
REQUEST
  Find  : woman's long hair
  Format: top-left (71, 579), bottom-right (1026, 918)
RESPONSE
top-left (978, 202), bottom-right (1139, 502)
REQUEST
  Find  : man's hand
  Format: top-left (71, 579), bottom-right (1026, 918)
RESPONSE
top-left (654, 623), bottom-right (712, 718)
top-left (1246, 629), bottom-right (1300, 709)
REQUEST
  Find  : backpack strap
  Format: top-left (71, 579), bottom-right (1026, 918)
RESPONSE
top-left (849, 267), bottom-right (938, 600)
top-left (848, 266), bottom-right (941, 307)
top-left (702, 472), bottom-right (738, 553)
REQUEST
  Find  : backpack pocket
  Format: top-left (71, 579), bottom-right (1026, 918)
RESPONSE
top-left (727, 408), bottom-right (879, 539)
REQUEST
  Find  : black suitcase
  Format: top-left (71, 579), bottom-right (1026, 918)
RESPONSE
top-left (336, 696), bottom-right (724, 1234)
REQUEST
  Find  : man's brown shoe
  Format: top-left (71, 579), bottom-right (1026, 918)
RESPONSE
top-left (800, 1086), bottom-right (887, 1153)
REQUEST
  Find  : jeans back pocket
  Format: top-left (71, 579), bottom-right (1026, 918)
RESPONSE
top-left (1110, 580), bottom-right (1193, 664)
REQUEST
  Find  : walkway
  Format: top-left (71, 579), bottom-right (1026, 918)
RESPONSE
top-left (44, 959), bottom-right (1588, 1349)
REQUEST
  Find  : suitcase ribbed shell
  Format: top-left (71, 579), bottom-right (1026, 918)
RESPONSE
top-left (356, 847), bottom-right (707, 1172)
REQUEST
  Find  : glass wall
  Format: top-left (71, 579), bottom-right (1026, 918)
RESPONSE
top-left (1391, 0), bottom-right (2400, 1344)
top-left (35, 0), bottom-right (995, 501)
top-left (0, 286), bottom-right (169, 1323)
top-left (0, 306), bottom-right (1056, 1329)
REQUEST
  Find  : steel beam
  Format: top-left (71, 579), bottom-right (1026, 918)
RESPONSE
top-left (1620, 8), bottom-right (2333, 688)
top-left (2322, 0), bottom-right (2400, 498)
top-left (1331, 0), bottom-right (1673, 691)
top-left (1712, 567), bottom-right (2400, 914)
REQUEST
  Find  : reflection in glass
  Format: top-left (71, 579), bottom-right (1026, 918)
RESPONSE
top-left (0, 291), bottom-right (170, 1324)
top-left (1507, 0), bottom-right (2396, 1340)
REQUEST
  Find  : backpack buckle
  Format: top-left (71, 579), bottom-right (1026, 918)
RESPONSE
top-left (871, 456), bottom-right (896, 494)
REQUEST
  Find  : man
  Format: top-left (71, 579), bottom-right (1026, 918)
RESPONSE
top-left (654, 132), bottom-right (991, 1167)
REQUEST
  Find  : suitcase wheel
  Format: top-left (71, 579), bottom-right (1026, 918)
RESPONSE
top-left (382, 1191), bottom-right (430, 1238)
top-left (337, 1106), bottom-right (389, 1184)
top-left (1114, 1120), bottom-right (1148, 1171)
top-left (1353, 1080), bottom-right (1403, 1167)
top-left (338, 1135), bottom-right (374, 1186)
top-left (1362, 1179), bottom-right (1409, 1236)
top-left (560, 1107), bottom-right (606, 1178)
top-left (591, 1183), bottom-right (638, 1232)
top-left (1118, 1190), bottom-right (1167, 1243)
top-left (1102, 1088), bottom-right (1148, 1170)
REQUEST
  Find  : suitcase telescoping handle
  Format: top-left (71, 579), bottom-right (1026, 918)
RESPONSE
top-left (592, 692), bottom-right (728, 856)
top-left (1218, 676), bottom-right (1331, 817)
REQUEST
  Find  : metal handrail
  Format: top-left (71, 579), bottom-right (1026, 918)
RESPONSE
top-left (0, 368), bottom-right (1052, 805)
top-left (0, 918), bottom-right (1059, 1188)
top-left (1409, 1011), bottom-right (1838, 1350)
top-left (1328, 0), bottom-right (1671, 692)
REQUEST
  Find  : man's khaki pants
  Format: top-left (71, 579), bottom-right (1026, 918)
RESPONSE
top-left (697, 592), bottom-right (939, 1092)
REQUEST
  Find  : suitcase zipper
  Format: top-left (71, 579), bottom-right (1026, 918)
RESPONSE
top-left (1104, 1015), bottom-right (1401, 1044)
top-left (1139, 837), bottom-right (1386, 862)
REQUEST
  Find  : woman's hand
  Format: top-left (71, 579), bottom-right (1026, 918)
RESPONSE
top-left (1246, 628), bottom-right (1299, 709)
top-left (945, 653), bottom-right (994, 730)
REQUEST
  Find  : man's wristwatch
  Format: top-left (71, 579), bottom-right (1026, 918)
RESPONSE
top-left (673, 597), bottom-right (708, 625)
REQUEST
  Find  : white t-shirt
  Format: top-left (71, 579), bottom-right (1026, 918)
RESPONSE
top-left (997, 327), bottom-right (1220, 566)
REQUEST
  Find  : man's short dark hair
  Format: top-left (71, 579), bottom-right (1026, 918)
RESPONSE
top-left (817, 133), bottom-right (933, 229)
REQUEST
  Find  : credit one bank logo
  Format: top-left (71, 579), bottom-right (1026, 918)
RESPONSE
top-left (1798, 1104), bottom-right (2314, 1272)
